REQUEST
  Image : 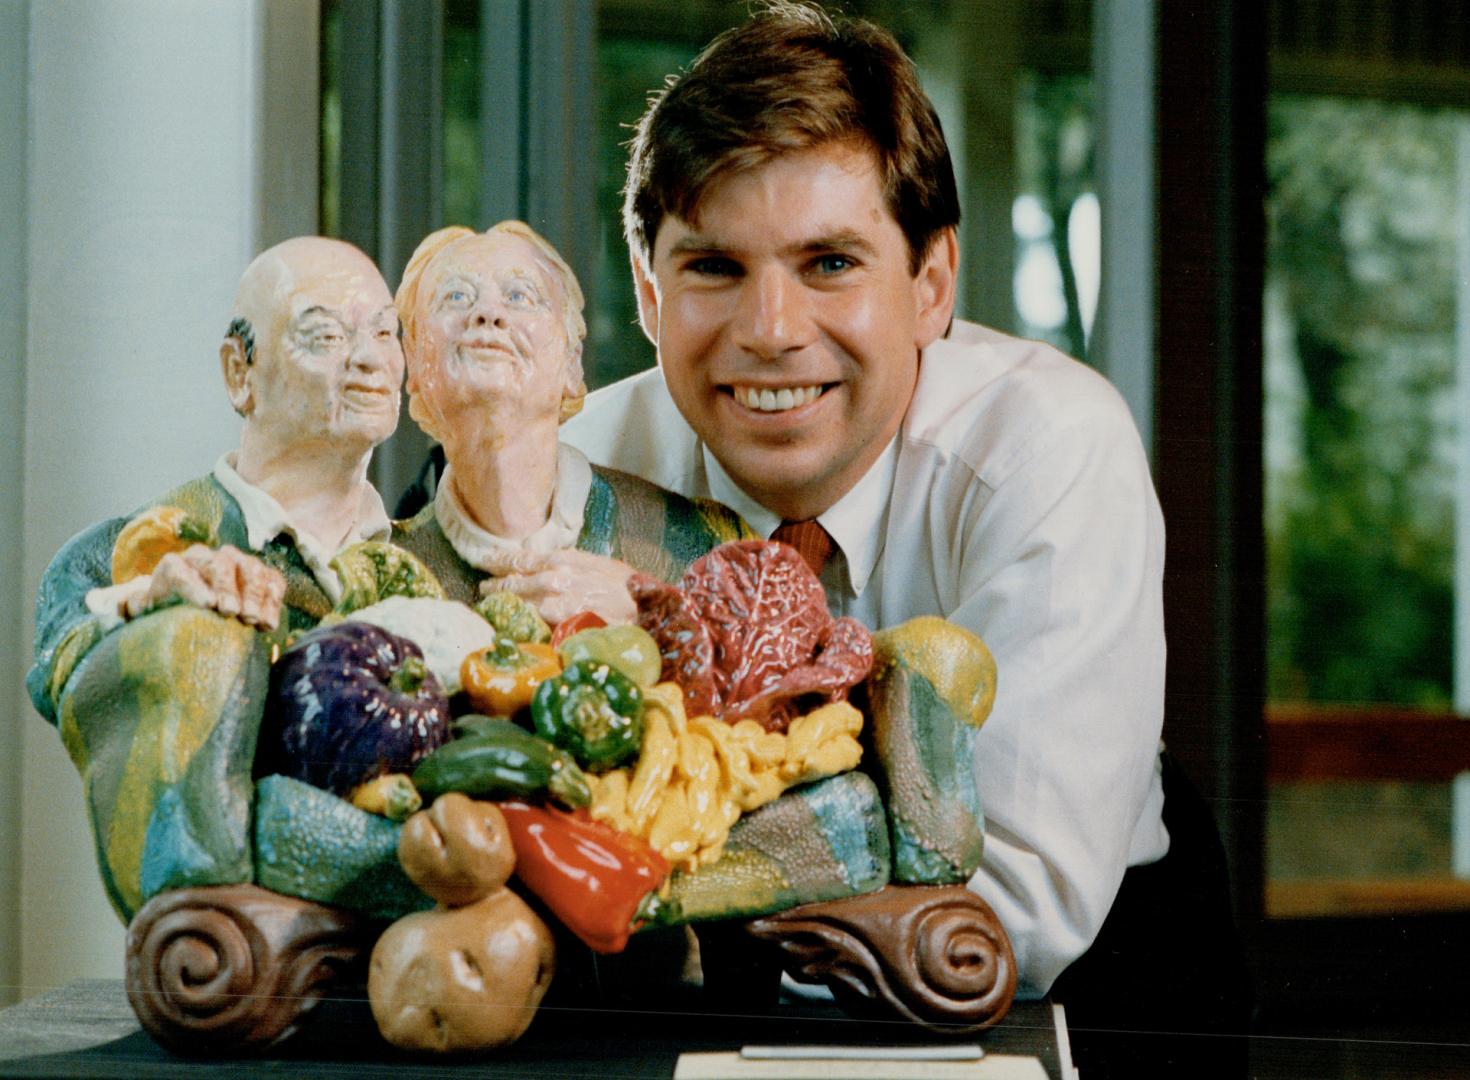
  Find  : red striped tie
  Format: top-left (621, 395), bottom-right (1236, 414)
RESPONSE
top-left (770, 519), bottom-right (834, 578)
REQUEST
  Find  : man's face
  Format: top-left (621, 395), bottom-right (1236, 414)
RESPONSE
top-left (412, 232), bottom-right (574, 438)
top-left (250, 248), bottom-right (403, 453)
top-left (636, 140), bottom-right (955, 520)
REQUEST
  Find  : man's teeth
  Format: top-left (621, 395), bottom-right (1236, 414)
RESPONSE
top-left (736, 385), bottom-right (822, 412)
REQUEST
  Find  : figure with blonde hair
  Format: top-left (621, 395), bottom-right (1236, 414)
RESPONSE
top-left (391, 220), bottom-right (750, 621)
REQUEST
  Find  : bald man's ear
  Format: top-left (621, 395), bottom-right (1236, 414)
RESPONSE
top-left (221, 337), bottom-right (252, 416)
top-left (632, 256), bottom-right (660, 347)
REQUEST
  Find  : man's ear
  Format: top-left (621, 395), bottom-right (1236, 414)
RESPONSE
top-left (632, 255), bottom-right (660, 348)
top-left (220, 337), bottom-right (252, 416)
top-left (913, 227), bottom-right (959, 348)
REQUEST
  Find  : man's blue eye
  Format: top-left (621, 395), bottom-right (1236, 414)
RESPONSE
top-left (813, 254), bottom-right (854, 274)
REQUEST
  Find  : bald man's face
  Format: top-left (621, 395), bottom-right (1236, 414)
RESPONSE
top-left (240, 241), bottom-right (403, 454)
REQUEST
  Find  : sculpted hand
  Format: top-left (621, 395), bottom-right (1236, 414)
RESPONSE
top-left (480, 549), bottom-right (637, 627)
top-left (127, 543), bottom-right (287, 630)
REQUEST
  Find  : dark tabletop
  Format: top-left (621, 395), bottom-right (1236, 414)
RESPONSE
top-left (0, 980), bottom-right (1072, 1079)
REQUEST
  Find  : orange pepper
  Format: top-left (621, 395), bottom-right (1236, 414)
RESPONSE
top-left (460, 641), bottom-right (562, 716)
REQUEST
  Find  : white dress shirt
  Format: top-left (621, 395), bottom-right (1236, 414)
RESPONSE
top-left (562, 319), bottom-right (1169, 996)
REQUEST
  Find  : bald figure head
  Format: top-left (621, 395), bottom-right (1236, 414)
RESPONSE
top-left (221, 237), bottom-right (404, 460)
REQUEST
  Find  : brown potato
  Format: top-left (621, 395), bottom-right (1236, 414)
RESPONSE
top-left (368, 888), bottom-right (556, 1052)
top-left (398, 793), bottom-right (515, 906)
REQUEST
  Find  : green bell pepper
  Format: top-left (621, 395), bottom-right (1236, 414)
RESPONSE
top-left (531, 658), bottom-right (643, 771)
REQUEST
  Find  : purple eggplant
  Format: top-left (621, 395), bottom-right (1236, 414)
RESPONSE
top-left (260, 622), bottom-right (451, 796)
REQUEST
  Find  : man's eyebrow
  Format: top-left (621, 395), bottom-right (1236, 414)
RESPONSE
top-left (797, 231), bottom-right (878, 257)
top-left (664, 231), bottom-right (879, 258)
top-left (294, 305), bottom-right (341, 322)
top-left (665, 234), bottom-right (728, 256)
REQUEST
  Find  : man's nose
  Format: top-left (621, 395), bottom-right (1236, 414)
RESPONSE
top-left (347, 327), bottom-right (394, 370)
top-left (731, 265), bottom-right (810, 359)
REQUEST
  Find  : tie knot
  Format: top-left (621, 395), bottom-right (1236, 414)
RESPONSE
top-left (770, 519), bottom-right (834, 578)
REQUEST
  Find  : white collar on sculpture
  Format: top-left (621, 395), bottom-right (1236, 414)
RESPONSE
top-left (213, 452), bottom-right (392, 602)
top-left (433, 441), bottom-right (592, 574)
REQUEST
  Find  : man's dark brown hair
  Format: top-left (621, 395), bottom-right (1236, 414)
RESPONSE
top-left (623, 0), bottom-right (960, 276)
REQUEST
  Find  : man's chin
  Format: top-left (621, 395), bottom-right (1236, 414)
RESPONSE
top-left (334, 411), bottom-right (399, 449)
top-left (717, 448), bottom-right (841, 518)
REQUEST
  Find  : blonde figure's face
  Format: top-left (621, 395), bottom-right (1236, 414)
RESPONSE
top-left (409, 232), bottom-right (577, 445)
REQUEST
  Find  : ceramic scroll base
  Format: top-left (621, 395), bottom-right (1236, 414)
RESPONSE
top-left (746, 883), bottom-right (1017, 1033)
top-left (124, 883), bottom-right (373, 1054)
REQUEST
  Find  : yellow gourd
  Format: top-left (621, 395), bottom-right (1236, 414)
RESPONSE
top-left (871, 615), bottom-right (997, 728)
top-left (110, 505), bottom-right (213, 585)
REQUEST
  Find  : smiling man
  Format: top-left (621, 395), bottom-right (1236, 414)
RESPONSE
top-left (561, 2), bottom-right (1248, 1072)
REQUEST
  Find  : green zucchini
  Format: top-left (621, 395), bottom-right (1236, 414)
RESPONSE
top-left (413, 716), bottom-right (592, 809)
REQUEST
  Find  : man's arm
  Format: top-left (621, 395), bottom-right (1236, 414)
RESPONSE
top-left (948, 401), bottom-right (1167, 997)
top-left (28, 517), bottom-right (128, 725)
top-left (86, 543), bottom-right (285, 629)
top-left (29, 520), bottom-right (285, 726)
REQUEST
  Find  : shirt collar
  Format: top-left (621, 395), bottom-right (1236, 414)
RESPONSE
top-left (700, 434), bottom-right (899, 598)
top-left (212, 452), bottom-right (391, 602)
top-left (434, 442), bottom-right (592, 572)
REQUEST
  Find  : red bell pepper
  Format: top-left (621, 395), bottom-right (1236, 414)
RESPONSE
top-left (496, 799), bottom-right (671, 953)
top-left (550, 609), bottom-right (608, 649)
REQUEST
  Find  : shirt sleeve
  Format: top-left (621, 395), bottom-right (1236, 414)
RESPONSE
top-left (947, 399), bottom-right (1167, 996)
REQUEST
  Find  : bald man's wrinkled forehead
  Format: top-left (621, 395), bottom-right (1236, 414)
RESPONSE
top-left (233, 237), bottom-right (392, 330)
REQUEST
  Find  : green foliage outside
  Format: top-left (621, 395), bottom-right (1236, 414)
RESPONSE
top-left (1015, 72), bottom-right (1094, 362)
top-left (1266, 96), bottom-right (1459, 707)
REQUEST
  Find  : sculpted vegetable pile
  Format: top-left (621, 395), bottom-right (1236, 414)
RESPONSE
top-left (243, 537), bottom-right (994, 1053)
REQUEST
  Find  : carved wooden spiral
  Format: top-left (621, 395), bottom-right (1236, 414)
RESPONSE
top-left (909, 895), bottom-right (1015, 1018)
top-left (747, 884), bottom-right (1016, 1033)
top-left (125, 884), bottom-right (371, 1054)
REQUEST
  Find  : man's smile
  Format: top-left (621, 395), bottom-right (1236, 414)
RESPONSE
top-left (341, 382), bottom-right (394, 406)
top-left (726, 383), bottom-right (831, 413)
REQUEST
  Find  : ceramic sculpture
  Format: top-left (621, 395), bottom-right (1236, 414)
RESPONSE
top-left (29, 229), bottom-right (1015, 1056)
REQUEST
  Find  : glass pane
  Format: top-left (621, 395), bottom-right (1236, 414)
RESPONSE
top-left (319, 0), bottom-right (342, 237)
top-left (1264, 94), bottom-right (1465, 906)
top-left (1014, 72), bottom-right (1096, 362)
top-left (1266, 97), bottom-right (1458, 709)
top-left (443, 0), bottom-right (481, 230)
